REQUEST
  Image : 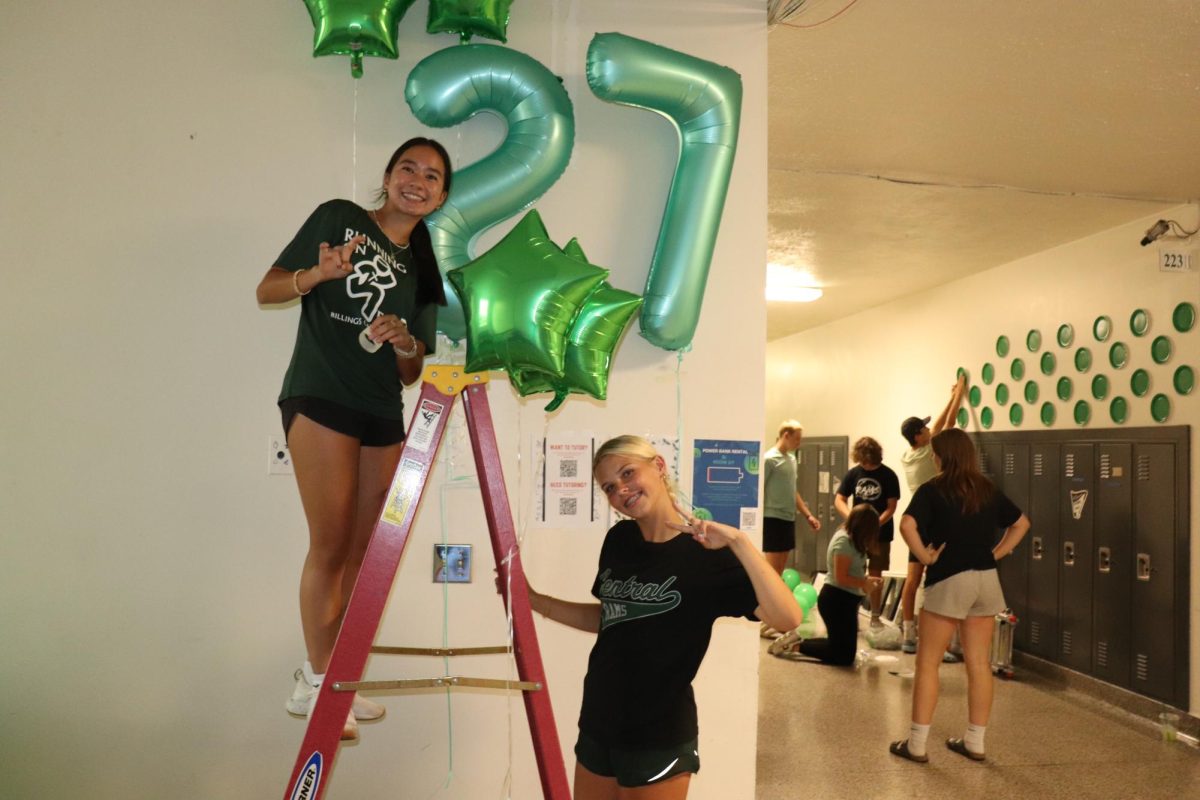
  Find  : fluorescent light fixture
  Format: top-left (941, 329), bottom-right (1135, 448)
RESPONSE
top-left (766, 262), bottom-right (823, 302)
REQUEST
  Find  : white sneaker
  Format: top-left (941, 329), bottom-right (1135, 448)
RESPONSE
top-left (287, 663), bottom-right (386, 722)
top-left (869, 617), bottom-right (885, 630)
top-left (768, 629), bottom-right (803, 658)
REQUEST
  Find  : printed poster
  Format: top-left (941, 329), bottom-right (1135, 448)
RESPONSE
top-left (691, 439), bottom-right (760, 530)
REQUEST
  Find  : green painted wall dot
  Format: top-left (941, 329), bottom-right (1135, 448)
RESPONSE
top-left (1073, 400), bottom-right (1091, 426)
top-left (996, 335), bottom-right (1010, 357)
top-left (981, 407), bottom-right (994, 429)
top-left (1040, 402), bottom-right (1056, 426)
top-left (1011, 359), bottom-right (1025, 380)
top-left (982, 363), bottom-right (995, 384)
top-left (1130, 368), bottom-right (1151, 397)
top-left (1040, 352), bottom-right (1056, 375)
top-left (956, 408), bottom-right (968, 428)
top-left (1151, 335), bottom-right (1173, 364)
top-left (1172, 302), bottom-right (1196, 333)
top-left (1026, 329), bottom-right (1041, 351)
top-left (1093, 316), bottom-right (1112, 342)
top-left (1109, 342), bottom-right (1129, 369)
top-left (996, 383), bottom-right (1009, 405)
top-left (1009, 404), bottom-right (1023, 426)
top-left (1130, 309), bottom-right (1150, 337)
top-left (1057, 376), bottom-right (1073, 400)
top-left (1057, 324), bottom-right (1074, 347)
top-left (969, 385), bottom-right (982, 407)
top-left (1074, 347), bottom-right (1092, 373)
top-left (1151, 393), bottom-right (1171, 423)
top-left (1024, 381), bottom-right (1039, 403)
top-left (1110, 396), bottom-right (1128, 424)
top-left (1174, 365), bottom-right (1195, 395)
top-left (1091, 374), bottom-right (1109, 400)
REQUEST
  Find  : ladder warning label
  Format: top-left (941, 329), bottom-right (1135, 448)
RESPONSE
top-left (406, 399), bottom-right (445, 453)
top-left (383, 458), bottom-right (425, 526)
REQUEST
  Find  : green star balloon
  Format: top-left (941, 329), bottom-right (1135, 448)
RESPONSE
top-left (448, 210), bottom-right (609, 378)
top-left (303, 0), bottom-right (418, 77)
top-left (427, 0), bottom-right (513, 43)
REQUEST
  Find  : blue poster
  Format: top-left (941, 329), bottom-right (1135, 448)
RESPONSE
top-left (691, 439), bottom-right (760, 529)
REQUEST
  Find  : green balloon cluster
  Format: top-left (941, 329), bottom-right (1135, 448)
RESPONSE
top-left (780, 568), bottom-right (801, 590)
top-left (448, 210), bottom-right (642, 411)
top-left (793, 582), bottom-right (817, 612)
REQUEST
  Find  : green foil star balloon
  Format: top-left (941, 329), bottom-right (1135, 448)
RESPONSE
top-left (303, 0), bottom-right (419, 77)
top-left (448, 210), bottom-right (608, 378)
top-left (427, 0), bottom-right (513, 43)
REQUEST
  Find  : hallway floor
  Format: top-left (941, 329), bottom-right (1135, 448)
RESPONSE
top-left (755, 630), bottom-right (1199, 800)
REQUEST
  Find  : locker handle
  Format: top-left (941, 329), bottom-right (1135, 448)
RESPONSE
top-left (1031, 536), bottom-right (1043, 560)
top-left (1137, 553), bottom-right (1152, 582)
top-left (1063, 541), bottom-right (1075, 567)
top-left (1097, 546), bottom-right (1111, 573)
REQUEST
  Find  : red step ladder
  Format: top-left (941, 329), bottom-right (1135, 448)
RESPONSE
top-left (282, 368), bottom-right (570, 800)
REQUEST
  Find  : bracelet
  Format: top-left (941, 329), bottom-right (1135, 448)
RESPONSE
top-left (292, 268), bottom-right (312, 296)
top-left (393, 338), bottom-right (420, 359)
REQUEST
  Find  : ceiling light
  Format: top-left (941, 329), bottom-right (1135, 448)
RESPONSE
top-left (766, 262), bottom-right (823, 302)
top-left (767, 285), bottom-right (823, 302)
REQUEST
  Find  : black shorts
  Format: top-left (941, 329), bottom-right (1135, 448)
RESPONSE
top-left (574, 731), bottom-right (699, 788)
top-left (280, 395), bottom-right (406, 447)
top-left (762, 517), bottom-right (796, 553)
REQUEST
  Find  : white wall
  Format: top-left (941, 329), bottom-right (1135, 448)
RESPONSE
top-left (767, 203), bottom-right (1200, 713)
top-left (0, 2), bottom-right (767, 797)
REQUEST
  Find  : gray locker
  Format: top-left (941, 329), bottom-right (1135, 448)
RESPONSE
top-left (793, 443), bottom-right (820, 575)
top-left (794, 437), bottom-right (847, 578)
top-left (1026, 444), bottom-right (1060, 661)
top-left (1132, 443), bottom-right (1178, 704)
top-left (999, 444), bottom-right (1031, 650)
top-left (1058, 444), bottom-right (1095, 673)
top-left (1093, 443), bottom-right (1132, 688)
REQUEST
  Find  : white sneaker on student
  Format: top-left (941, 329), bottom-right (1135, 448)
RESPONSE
top-left (286, 662), bottom-right (385, 721)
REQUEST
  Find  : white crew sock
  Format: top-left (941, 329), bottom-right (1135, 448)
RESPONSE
top-left (304, 661), bottom-right (324, 687)
top-left (908, 722), bottom-right (931, 756)
top-left (902, 620), bottom-right (916, 640)
top-left (964, 723), bottom-right (986, 754)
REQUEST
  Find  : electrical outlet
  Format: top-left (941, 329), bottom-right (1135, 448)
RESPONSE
top-left (268, 435), bottom-right (293, 475)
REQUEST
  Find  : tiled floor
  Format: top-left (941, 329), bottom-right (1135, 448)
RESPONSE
top-left (756, 629), bottom-right (1199, 800)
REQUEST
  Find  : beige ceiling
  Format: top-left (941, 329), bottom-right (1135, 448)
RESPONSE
top-left (767, 0), bottom-right (1200, 340)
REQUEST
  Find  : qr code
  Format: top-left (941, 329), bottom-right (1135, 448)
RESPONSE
top-left (739, 508), bottom-right (758, 531)
top-left (559, 459), bottom-right (578, 478)
top-left (559, 497), bottom-right (578, 516)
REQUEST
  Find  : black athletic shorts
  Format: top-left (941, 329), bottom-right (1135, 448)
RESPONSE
top-left (280, 395), bottom-right (406, 447)
top-left (762, 516), bottom-right (796, 553)
top-left (575, 731), bottom-right (699, 788)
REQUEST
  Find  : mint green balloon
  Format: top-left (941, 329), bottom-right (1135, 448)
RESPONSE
top-left (406, 45), bottom-right (576, 341)
top-left (303, 0), bottom-right (418, 77)
top-left (793, 582), bottom-right (818, 611)
top-left (781, 568), bottom-right (801, 590)
top-left (586, 33), bottom-right (742, 351)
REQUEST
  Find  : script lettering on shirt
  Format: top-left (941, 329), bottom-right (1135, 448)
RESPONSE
top-left (855, 477), bottom-right (882, 502)
top-left (596, 570), bottom-right (682, 630)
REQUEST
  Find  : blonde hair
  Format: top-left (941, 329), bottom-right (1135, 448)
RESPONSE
top-left (593, 435), bottom-right (679, 505)
top-left (778, 419), bottom-right (803, 438)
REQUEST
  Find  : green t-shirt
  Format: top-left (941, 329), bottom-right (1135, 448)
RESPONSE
top-left (762, 446), bottom-right (798, 521)
top-left (274, 200), bottom-right (439, 419)
top-left (826, 531), bottom-right (866, 596)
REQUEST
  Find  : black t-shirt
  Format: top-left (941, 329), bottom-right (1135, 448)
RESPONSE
top-left (836, 464), bottom-right (901, 541)
top-left (577, 520), bottom-right (759, 748)
top-left (903, 481), bottom-right (1023, 588)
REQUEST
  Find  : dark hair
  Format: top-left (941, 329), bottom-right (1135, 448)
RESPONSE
top-left (930, 429), bottom-right (994, 514)
top-left (844, 504), bottom-right (880, 555)
top-left (374, 137), bottom-right (453, 203)
top-left (852, 436), bottom-right (882, 466)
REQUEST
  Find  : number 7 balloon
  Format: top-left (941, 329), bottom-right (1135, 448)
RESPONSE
top-left (303, 0), bottom-right (419, 77)
top-left (586, 32), bottom-right (743, 351)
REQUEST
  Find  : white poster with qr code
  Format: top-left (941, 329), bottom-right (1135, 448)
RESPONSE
top-left (405, 398), bottom-right (444, 453)
top-left (539, 435), bottom-right (596, 527)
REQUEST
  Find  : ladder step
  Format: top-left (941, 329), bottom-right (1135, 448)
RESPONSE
top-left (333, 676), bottom-right (543, 692)
top-left (370, 645), bottom-right (511, 657)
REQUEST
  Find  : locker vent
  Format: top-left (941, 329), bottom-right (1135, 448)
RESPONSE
top-left (1005, 452), bottom-right (1015, 475)
top-left (819, 450), bottom-right (826, 467)
top-left (1137, 455), bottom-right (1151, 481)
top-left (831, 450), bottom-right (839, 469)
top-left (1135, 653), bottom-right (1149, 683)
top-left (978, 451), bottom-right (991, 475)
top-left (1065, 452), bottom-right (1076, 478)
top-left (1097, 640), bottom-right (1108, 669)
top-left (1100, 454), bottom-right (1111, 480)
top-left (1061, 629), bottom-right (1072, 655)
top-left (1034, 453), bottom-right (1045, 476)
top-left (1030, 620), bottom-right (1040, 645)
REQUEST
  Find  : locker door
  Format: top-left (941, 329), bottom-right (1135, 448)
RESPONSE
top-left (1026, 444), bottom-right (1060, 660)
top-left (1132, 443), bottom-right (1176, 703)
top-left (794, 444), bottom-right (820, 575)
top-left (1093, 443), bottom-right (1132, 688)
top-left (814, 445), bottom-right (833, 573)
top-left (1000, 444), bottom-right (1031, 649)
top-left (978, 442), bottom-right (1002, 486)
top-left (1058, 444), bottom-right (1095, 673)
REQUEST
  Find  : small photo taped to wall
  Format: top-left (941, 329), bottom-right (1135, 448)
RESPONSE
top-left (433, 544), bottom-right (472, 583)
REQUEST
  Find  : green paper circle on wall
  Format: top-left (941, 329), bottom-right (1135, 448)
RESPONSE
top-left (1172, 302), bottom-right (1196, 333)
top-left (1024, 381), bottom-right (1039, 403)
top-left (957, 408), bottom-right (968, 428)
top-left (1109, 342), bottom-right (1129, 369)
top-left (1151, 335), bottom-right (1173, 364)
top-left (1074, 347), bottom-right (1092, 372)
top-left (982, 363), bottom-right (995, 384)
top-left (1040, 402), bottom-right (1056, 426)
top-left (996, 383), bottom-right (1009, 405)
top-left (1130, 368), bottom-right (1151, 397)
top-left (957, 367), bottom-right (967, 380)
top-left (1011, 359), bottom-right (1025, 380)
top-left (1057, 324), bottom-right (1074, 348)
top-left (1174, 365), bottom-right (1195, 395)
top-left (1057, 376), bottom-right (1073, 400)
top-left (1027, 330), bottom-right (1041, 351)
top-left (1073, 400), bottom-right (1091, 426)
top-left (981, 407), bottom-right (994, 429)
top-left (996, 335), bottom-right (1010, 357)
top-left (969, 386), bottom-right (982, 407)
top-left (1094, 316), bottom-right (1112, 342)
top-left (1009, 404), bottom-right (1023, 426)
top-left (1110, 396), bottom-right (1128, 425)
top-left (1040, 352), bottom-right (1056, 375)
top-left (1130, 309), bottom-right (1150, 337)
top-left (1150, 393), bottom-right (1171, 423)
top-left (1091, 374), bottom-right (1109, 400)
